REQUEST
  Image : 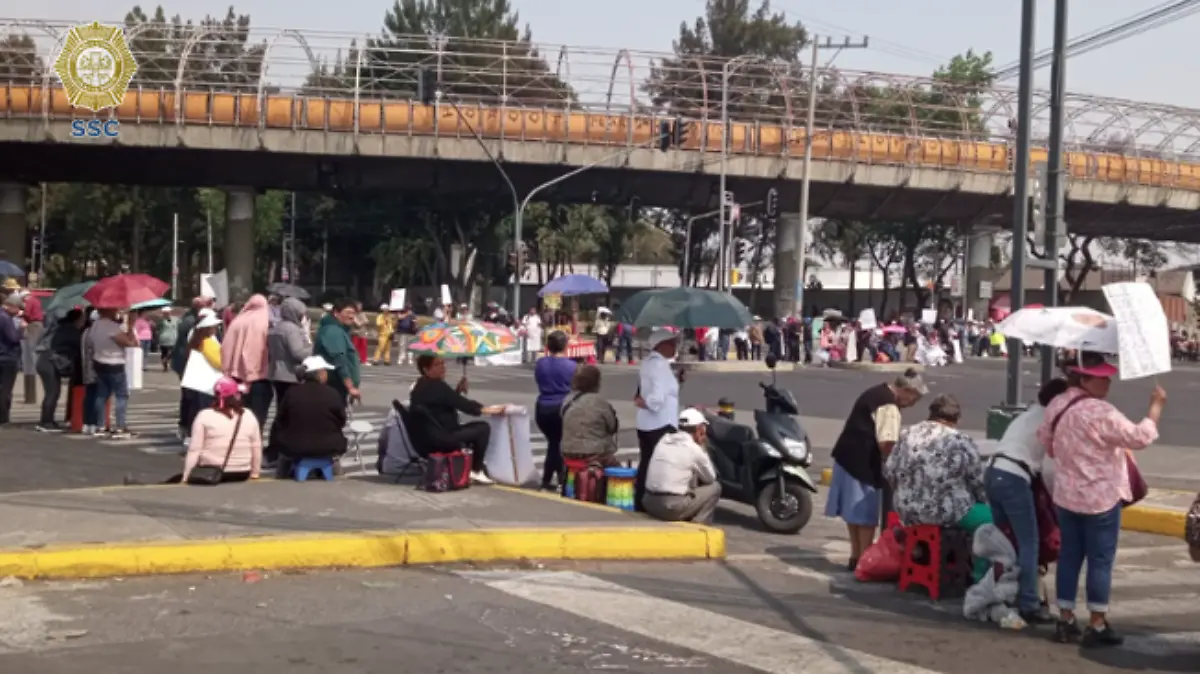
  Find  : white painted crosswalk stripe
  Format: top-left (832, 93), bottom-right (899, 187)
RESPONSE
top-left (11, 401), bottom-right (642, 478)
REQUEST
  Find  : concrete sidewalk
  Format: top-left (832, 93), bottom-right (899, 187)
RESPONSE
top-left (0, 480), bottom-right (723, 580)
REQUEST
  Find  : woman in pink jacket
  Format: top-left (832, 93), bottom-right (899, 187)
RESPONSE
top-left (177, 377), bottom-right (262, 484)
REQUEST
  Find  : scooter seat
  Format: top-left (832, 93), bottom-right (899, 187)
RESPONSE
top-left (707, 415), bottom-right (755, 445)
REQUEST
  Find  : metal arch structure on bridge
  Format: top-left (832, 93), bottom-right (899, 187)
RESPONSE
top-left (1, 20), bottom-right (1200, 240)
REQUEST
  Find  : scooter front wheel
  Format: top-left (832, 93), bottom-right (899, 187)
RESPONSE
top-left (754, 479), bottom-right (813, 534)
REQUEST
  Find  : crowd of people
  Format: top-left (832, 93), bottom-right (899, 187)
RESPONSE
top-left (823, 350), bottom-right (1189, 645)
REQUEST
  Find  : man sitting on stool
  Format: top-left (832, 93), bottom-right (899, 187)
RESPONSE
top-left (642, 408), bottom-right (721, 524)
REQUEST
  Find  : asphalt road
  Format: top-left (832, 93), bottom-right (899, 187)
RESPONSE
top-left (2, 507), bottom-right (1195, 673)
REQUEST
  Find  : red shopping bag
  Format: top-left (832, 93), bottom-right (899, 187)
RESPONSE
top-left (855, 527), bottom-right (904, 582)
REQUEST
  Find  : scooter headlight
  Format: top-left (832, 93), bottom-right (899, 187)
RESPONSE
top-left (758, 440), bottom-right (783, 458)
top-left (781, 438), bottom-right (808, 461)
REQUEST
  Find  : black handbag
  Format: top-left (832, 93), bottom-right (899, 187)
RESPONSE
top-left (187, 411), bottom-right (244, 486)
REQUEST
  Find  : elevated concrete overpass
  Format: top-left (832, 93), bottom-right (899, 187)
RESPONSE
top-left (2, 20), bottom-right (1200, 305)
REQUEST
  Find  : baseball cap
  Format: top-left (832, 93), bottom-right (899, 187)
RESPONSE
top-left (648, 328), bottom-right (678, 349)
top-left (213, 376), bottom-right (246, 399)
top-left (678, 408), bottom-right (707, 428)
top-left (301, 355), bottom-right (336, 372)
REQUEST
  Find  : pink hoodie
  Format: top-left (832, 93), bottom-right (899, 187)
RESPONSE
top-left (221, 294), bottom-right (271, 382)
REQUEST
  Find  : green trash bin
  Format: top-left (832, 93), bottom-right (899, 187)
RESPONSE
top-left (986, 405), bottom-right (1027, 440)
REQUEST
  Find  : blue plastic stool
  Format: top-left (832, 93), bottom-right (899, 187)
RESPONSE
top-left (294, 457), bottom-right (335, 482)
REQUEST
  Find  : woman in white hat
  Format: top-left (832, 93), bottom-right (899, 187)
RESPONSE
top-left (178, 313), bottom-right (223, 444)
top-left (269, 355), bottom-right (348, 478)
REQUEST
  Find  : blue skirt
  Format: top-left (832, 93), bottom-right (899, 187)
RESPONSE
top-left (824, 462), bottom-right (880, 527)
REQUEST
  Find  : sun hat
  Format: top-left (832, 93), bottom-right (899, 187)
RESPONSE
top-left (1070, 351), bottom-right (1118, 379)
top-left (301, 355), bottom-right (335, 372)
top-left (648, 328), bottom-right (679, 349)
top-left (196, 314), bottom-right (222, 329)
top-left (678, 408), bottom-right (708, 428)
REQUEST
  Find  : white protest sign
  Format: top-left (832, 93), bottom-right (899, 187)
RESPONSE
top-left (1102, 282), bottom-right (1171, 380)
top-left (440, 284), bottom-right (452, 306)
top-left (199, 270), bottom-right (229, 308)
top-left (389, 288), bottom-right (407, 310)
top-left (920, 309), bottom-right (937, 325)
top-left (858, 308), bottom-right (878, 330)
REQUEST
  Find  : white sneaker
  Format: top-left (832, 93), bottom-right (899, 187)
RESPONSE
top-left (470, 471), bottom-right (494, 485)
top-left (81, 425), bottom-right (95, 436)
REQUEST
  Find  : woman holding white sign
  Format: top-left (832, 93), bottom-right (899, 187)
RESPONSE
top-left (1037, 352), bottom-right (1166, 648)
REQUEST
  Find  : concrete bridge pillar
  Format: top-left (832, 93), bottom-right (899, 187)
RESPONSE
top-left (223, 188), bottom-right (256, 305)
top-left (772, 213), bottom-right (801, 320)
top-left (0, 184), bottom-right (27, 271)
top-left (965, 232), bottom-right (995, 321)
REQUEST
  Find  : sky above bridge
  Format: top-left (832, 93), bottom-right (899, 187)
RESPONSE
top-left (11, 0), bottom-right (1200, 109)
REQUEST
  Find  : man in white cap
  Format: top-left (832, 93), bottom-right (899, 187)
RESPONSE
top-left (633, 327), bottom-right (685, 511)
top-left (642, 408), bottom-right (721, 524)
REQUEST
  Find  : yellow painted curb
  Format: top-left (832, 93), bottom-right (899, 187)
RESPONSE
top-left (819, 467), bottom-right (1187, 539)
top-left (0, 526), bottom-right (724, 580)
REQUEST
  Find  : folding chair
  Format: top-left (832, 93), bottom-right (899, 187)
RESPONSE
top-left (345, 405), bottom-right (374, 474)
top-left (380, 400), bottom-right (427, 483)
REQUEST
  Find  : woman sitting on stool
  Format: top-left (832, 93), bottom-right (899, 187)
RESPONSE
top-left (270, 355), bottom-right (348, 478)
top-left (409, 353), bottom-right (506, 485)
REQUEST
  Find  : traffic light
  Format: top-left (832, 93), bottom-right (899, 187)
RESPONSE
top-left (765, 187), bottom-right (779, 220)
top-left (1030, 161), bottom-right (1047, 239)
top-left (628, 196), bottom-right (642, 223)
top-left (418, 66), bottom-right (437, 105)
top-left (658, 120), bottom-right (671, 152)
top-left (672, 116), bottom-right (690, 147)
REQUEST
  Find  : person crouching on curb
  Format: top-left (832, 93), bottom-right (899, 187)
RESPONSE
top-left (642, 408), bottom-right (721, 525)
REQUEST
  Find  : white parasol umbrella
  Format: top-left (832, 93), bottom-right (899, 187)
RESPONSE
top-left (996, 306), bottom-right (1120, 354)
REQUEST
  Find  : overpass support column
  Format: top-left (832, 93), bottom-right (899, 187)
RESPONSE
top-left (223, 188), bottom-right (256, 305)
top-left (965, 232), bottom-right (994, 321)
top-left (773, 213), bottom-right (801, 320)
top-left (0, 184), bottom-right (27, 270)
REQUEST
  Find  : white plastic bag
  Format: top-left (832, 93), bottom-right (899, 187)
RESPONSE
top-left (124, 347), bottom-right (143, 390)
top-left (484, 405), bottom-right (536, 486)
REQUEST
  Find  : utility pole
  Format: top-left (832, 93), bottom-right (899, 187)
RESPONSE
top-left (1041, 0), bottom-right (1069, 385)
top-left (288, 191), bottom-right (297, 282)
top-left (321, 225), bottom-right (328, 293)
top-left (171, 212), bottom-right (179, 300)
top-left (1007, 0), bottom-right (1037, 406)
top-left (794, 34), bottom-right (868, 316)
top-left (37, 183), bottom-right (46, 280)
top-left (206, 208), bottom-right (214, 274)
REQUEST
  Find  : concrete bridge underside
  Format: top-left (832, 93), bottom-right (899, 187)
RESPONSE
top-left (2, 120), bottom-right (1200, 307)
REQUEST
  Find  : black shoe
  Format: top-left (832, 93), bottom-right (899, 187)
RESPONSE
top-left (1054, 619), bottom-right (1083, 643)
top-left (1019, 607), bottom-right (1056, 626)
top-left (36, 423), bottom-right (64, 433)
top-left (847, 557), bottom-right (859, 572)
top-left (1081, 623), bottom-right (1124, 648)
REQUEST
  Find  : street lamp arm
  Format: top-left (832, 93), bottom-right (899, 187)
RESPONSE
top-left (518, 141), bottom-right (655, 213)
top-left (444, 98), bottom-right (520, 213)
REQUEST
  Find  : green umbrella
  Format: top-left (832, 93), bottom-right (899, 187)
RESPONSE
top-left (45, 281), bottom-right (96, 320)
top-left (615, 287), bottom-right (753, 330)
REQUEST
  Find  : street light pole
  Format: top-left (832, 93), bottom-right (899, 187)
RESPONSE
top-left (1042, 0), bottom-right (1069, 385)
top-left (1007, 0), bottom-right (1037, 406)
top-left (684, 200), bottom-right (764, 288)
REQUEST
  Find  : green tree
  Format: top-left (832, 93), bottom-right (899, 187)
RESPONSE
top-left (0, 34), bottom-right (41, 82)
top-left (644, 0), bottom-right (806, 119)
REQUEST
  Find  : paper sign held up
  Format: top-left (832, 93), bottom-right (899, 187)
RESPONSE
top-left (440, 284), bottom-right (452, 306)
top-left (389, 289), bottom-right (407, 310)
top-left (858, 308), bottom-right (877, 330)
top-left (1102, 282), bottom-right (1171, 381)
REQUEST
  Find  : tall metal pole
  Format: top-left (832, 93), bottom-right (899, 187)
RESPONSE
top-left (1041, 0), bottom-right (1069, 385)
top-left (321, 225), bottom-right (328, 293)
top-left (1006, 0), bottom-right (1037, 406)
top-left (289, 191), bottom-right (297, 281)
top-left (206, 209), bottom-right (213, 274)
top-left (37, 183), bottom-right (46, 280)
top-left (718, 63), bottom-right (731, 293)
top-left (170, 212), bottom-right (179, 300)
top-left (795, 36), bottom-right (820, 317)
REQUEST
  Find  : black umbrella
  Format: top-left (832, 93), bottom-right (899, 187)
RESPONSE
top-left (266, 282), bottom-right (311, 300)
top-left (615, 287), bottom-right (753, 330)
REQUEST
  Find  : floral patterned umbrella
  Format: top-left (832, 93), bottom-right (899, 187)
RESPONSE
top-left (409, 320), bottom-right (520, 357)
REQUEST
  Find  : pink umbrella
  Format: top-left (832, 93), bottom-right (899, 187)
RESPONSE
top-left (881, 324), bottom-right (907, 335)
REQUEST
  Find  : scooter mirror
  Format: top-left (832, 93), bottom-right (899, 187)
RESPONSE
top-left (764, 353), bottom-right (778, 369)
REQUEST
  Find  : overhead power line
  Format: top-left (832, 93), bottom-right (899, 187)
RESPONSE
top-left (992, 0), bottom-right (1200, 80)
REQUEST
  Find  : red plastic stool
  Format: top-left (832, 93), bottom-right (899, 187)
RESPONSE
top-left (897, 525), bottom-right (972, 601)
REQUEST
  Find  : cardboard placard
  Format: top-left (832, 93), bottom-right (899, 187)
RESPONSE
top-left (1102, 282), bottom-right (1171, 380)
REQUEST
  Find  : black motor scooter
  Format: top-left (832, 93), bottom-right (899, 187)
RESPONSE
top-left (702, 354), bottom-right (816, 534)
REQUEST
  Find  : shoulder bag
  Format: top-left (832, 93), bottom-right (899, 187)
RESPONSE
top-left (1049, 392), bottom-right (1147, 507)
top-left (187, 411), bottom-right (245, 486)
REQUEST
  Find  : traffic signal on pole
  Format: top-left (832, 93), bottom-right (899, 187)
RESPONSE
top-left (672, 116), bottom-right (689, 147)
top-left (765, 187), bottom-right (779, 220)
top-left (629, 196), bottom-right (642, 222)
top-left (1030, 161), bottom-right (1047, 240)
top-left (418, 66), bottom-right (437, 105)
top-left (658, 120), bottom-right (672, 152)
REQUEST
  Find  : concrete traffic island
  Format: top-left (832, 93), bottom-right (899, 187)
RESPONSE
top-left (0, 481), bottom-right (724, 580)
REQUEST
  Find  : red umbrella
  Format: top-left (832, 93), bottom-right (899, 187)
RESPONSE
top-left (83, 274), bottom-right (170, 309)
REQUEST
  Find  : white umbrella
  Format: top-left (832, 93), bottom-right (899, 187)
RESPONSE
top-left (996, 306), bottom-right (1119, 354)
